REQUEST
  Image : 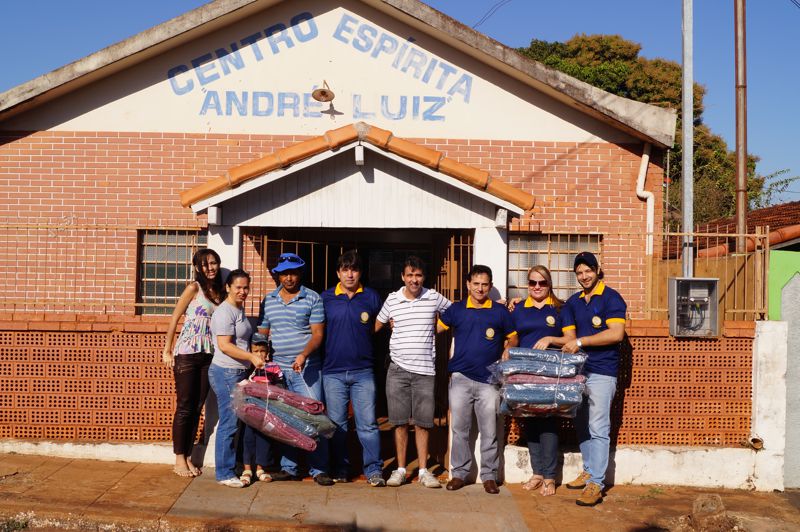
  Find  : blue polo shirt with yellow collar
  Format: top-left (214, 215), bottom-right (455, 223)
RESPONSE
top-left (512, 296), bottom-right (563, 348)
top-left (321, 283), bottom-right (382, 374)
top-left (439, 297), bottom-right (517, 384)
top-left (561, 281), bottom-right (627, 376)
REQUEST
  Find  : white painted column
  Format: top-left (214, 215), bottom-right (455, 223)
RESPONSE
top-left (752, 320), bottom-right (787, 491)
top-left (472, 226), bottom-right (508, 299)
top-left (208, 225), bottom-right (241, 271)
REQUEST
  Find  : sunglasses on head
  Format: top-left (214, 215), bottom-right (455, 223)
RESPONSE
top-left (528, 279), bottom-right (549, 287)
top-left (278, 255), bottom-right (303, 264)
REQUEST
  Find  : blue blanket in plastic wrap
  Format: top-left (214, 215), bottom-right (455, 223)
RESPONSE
top-left (501, 382), bottom-right (584, 407)
top-left (507, 347), bottom-right (587, 368)
top-left (489, 359), bottom-right (579, 381)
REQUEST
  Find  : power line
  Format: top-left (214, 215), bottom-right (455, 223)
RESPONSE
top-left (790, 0), bottom-right (800, 10)
top-left (473, 0), bottom-right (512, 29)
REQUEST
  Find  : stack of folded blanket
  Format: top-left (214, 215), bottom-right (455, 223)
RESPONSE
top-left (489, 348), bottom-right (588, 418)
top-left (233, 381), bottom-right (335, 451)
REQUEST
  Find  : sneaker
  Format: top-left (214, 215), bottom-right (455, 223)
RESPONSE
top-left (576, 483), bottom-right (603, 506)
top-left (368, 474), bottom-right (386, 487)
top-left (313, 473), bottom-right (334, 486)
top-left (217, 477), bottom-right (244, 488)
top-left (418, 470), bottom-right (441, 489)
top-left (387, 469), bottom-right (407, 487)
top-left (566, 471), bottom-right (592, 490)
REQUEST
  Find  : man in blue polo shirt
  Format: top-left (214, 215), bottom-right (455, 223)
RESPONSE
top-left (561, 251), bottom-right (627, 507)
top-left (321, 250), bottom-right (385, 487)
top-left (437, 264), bottom-right (518, 494)
top-left (257, 252), bottom-right (333, 486)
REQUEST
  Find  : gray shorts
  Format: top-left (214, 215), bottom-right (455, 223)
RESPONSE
top-left (386, 361), bottom-right (435, 428)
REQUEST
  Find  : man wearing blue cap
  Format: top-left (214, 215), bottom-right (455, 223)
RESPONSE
top-left (257, 252), bottom-right (333, 486)
top-left (560, 251), bottom-right (627, 506)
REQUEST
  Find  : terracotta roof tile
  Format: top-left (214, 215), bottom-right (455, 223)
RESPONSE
top-left (180, 121), bottom-right (535, 211)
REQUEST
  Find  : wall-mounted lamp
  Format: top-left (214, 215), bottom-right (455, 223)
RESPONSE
top-left (355, 144), bottom-right (365, 166)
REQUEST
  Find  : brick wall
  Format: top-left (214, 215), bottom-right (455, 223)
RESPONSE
top-left (0, 130), bottom-right (662, 318)
top-left (0, 315), bottom-right (752, 447)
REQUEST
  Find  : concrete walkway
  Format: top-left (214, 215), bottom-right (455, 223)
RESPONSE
top-left (1, 453), bottom-right (799, 531)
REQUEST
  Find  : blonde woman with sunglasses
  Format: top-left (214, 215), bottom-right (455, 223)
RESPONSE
top-left (509, 265), bottom-right (567, 496)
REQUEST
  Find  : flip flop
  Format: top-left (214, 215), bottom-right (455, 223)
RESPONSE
top-left (173, 466), bottom-right (194, 478)
top-left (239, 470), bottom-right (253, 487)
top-left (522, 475), bottom-right (544, 491)
top-left (541, 479), bottom-right (556, 496)
top-left (187, 462), bottom-right (202, 477)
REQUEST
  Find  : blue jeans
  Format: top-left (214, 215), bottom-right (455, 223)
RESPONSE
top-left (278, 357), bottom-right (328, 478)
top-left (323, 368), bottom-right (383, 478)
top-left (208, 364), bottom-right (248, 481)
top-left (575, 372), bottom-right (617, 489)
top-left (449, 372), bottom-right (500, 482)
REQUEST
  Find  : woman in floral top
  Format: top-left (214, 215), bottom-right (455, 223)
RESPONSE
top-left (162, 249), bottom-right (225, 477)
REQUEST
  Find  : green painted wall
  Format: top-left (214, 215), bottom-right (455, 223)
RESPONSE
top-left (769, 250), bottom-right (800, 320)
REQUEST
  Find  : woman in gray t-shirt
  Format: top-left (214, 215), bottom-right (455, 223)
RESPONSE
top-left (208, 269), bottom-right (265, 487)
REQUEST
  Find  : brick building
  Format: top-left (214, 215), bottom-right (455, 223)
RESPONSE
top-left (2, 0), bottom-right (778, 490)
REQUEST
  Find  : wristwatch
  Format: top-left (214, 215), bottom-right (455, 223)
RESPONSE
top-left (576, 338), bottom-right (583, 348)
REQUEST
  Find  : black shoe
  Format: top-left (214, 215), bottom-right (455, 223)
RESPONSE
top-left (271, 470), bottom-right (300, 481)
top-left (314, 473), bottom-right (334, 486)
top-left (333, 476), bottom-right (350, 483)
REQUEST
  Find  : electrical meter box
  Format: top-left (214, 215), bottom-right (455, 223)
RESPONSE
top-left (668, 277), bottom-right (719, 337)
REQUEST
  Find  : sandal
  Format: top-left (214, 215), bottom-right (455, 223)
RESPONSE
top-left (173, 466), bottom-right (194, 478)
top-left (541, 479), bottom-right (556, 497)
top-left (522, 475), bottom-right (544, 491)
top-left (256, 468), bottom-right (272, 483)
top-left (239, 470), bottom-right (253, 487)
top-left (187, 461), bottom-right (202, 477)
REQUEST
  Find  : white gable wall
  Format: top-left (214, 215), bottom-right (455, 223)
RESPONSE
top-left (0, 0), bottom-right (638, 145)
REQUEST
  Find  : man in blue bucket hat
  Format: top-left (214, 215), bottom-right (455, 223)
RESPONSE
top-left (256, 252), bottom-right (333, 486)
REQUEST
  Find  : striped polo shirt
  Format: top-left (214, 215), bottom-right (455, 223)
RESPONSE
top-left (257, 285), bottom-right (325, 367)
top-left (377, 287), bottom-right (451, 376)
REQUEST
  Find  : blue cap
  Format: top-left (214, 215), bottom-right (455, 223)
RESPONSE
top-left (272, 252), bottom-right (305, 273)
top-left (251, 332), bottom-right (269, 346)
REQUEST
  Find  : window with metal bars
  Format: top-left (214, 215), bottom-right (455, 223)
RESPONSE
top-left (137, 229), bottom-right (208, 315)
top-left (507, 233), bottom-right (602, 302)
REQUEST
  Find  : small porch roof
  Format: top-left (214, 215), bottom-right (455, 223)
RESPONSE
top-left (181, 121), bottom-right (534, 215)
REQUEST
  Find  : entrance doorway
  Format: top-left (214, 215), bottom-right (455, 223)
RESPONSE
top-left (241, 227), bottom-right (473, 474)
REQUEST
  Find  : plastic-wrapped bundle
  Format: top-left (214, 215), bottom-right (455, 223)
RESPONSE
top-left (500, 400), bottom-right (579, 418)
top-left (506, 374), bottom-right (586, 386)
top-left (501, 382), bottom-right (584, 407)
top-left (242, 381), bottom-right (325, 414)
top-left (244, 395), bottom-right (335, 439)
top-left (237, 402), bottom-right (317, 451)
top-left (488, 359), bottom-right (579, 382)
top-left (507, 347), bottom-right (587, 369)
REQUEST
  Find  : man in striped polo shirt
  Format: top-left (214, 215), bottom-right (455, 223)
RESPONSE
top-left (375, 256), bottom-right (451, 489)
top-left (256, 252), bottom-right (333, 486)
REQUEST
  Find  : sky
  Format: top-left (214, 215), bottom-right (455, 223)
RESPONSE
top-left (2, 0), bottom-right (798, 203)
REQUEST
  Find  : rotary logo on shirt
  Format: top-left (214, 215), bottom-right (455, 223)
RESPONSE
top-left (545, 315), bottom-right (556, 327)
top-left (485, 327), bottom-right (495, 340)
top-left (592, 316), bottom-right (602, 328)
top-left (360, 311), bottom-right (370, 324)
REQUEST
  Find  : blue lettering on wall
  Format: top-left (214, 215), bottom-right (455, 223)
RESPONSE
top-left (330, 12), bottom-right (473, 104)
top-left (167, 11), bottom-right (318, 95)
top-left (170, 10), bottom-right (472, 122)
top-left (253, 92), bottom-right (274, 116)
top-left (167, 65), bottom-right (193, 95)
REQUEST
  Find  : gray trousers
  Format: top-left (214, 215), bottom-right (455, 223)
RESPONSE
top-left (449, 372), bottom-right (501, 482)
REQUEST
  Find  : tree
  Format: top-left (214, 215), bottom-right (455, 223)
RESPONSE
top-left (519, 34), bottom-right (797, 228)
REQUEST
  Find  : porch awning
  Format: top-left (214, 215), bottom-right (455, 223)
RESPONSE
top-left (179, 122), bottom-right (535, 212)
